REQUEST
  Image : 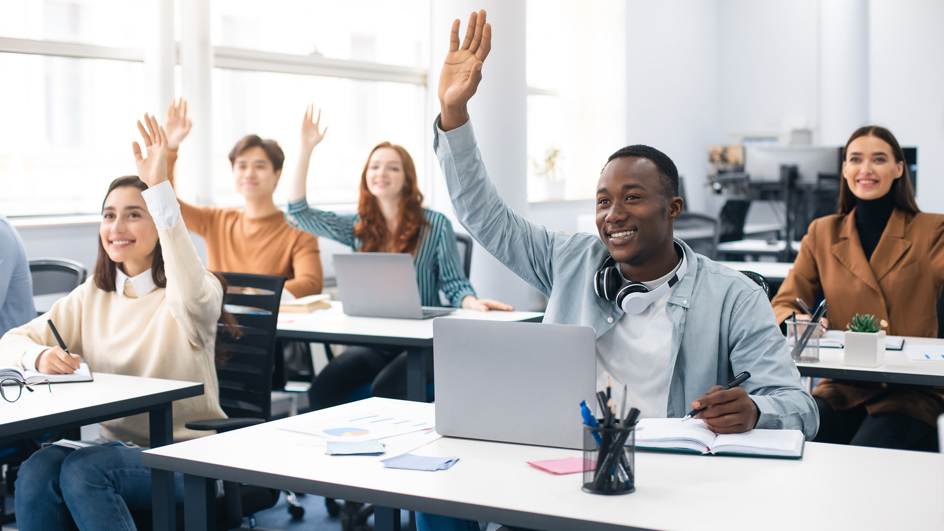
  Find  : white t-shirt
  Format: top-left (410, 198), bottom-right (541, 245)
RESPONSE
top-left (594, 264), bottom-right (680, 419)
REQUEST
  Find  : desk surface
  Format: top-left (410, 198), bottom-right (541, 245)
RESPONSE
top-left (718, 261), bottom-right (793, 281)
top-left (144, 398), bottom-right (944, 531)
top-left (277, 302), bottom-right (543, 346)
top-left (0, 373), bottom-right (203, 445)
top-left (796, 335), bottom-right (944, 386)
top-left (717, 239), bottom-right (802, 253)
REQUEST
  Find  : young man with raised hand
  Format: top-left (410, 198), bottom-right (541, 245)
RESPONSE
top-left (418, 11), bottom-right (818, 531)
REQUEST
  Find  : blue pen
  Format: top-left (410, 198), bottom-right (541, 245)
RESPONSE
top-left (580, 400), bottom-right (602, 444)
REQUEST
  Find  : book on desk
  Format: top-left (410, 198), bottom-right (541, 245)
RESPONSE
top-left (634, 418), bottom-right (805, 458)
top-left (0, 362), bottom-right (93, 385)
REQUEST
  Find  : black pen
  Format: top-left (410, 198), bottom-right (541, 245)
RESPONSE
top-left (47, 319), bottom-right (70, 354)
top-left (683, 371), bottom-right (751, 420)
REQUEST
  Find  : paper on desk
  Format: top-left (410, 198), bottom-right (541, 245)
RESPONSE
top-left (904, 345), bottom-right (944, 361)
top-left (527, 456), bottom-right (586, 475)
top-left (819, 330), bottom-right (905, 350)
top-left (381, 453), bottom-right (459, 471)
top-left (280, 406), bottom-right (436, 442)
top-left (326, 440), bottom-right (386, 456)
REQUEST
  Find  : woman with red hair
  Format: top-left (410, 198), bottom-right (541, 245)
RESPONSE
top-left (286, 105), bottom-right (511, 408)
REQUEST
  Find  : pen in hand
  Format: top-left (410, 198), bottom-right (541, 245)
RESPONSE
top-left (45, 319), bottom-right (81, 374)
top-left (683, 371), bottom-right (751, 420)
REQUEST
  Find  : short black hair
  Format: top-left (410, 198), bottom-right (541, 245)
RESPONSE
top-left (604, 145), bottom-right (679, 198)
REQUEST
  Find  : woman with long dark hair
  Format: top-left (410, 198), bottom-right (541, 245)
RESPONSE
top-left (772, 125), bottom-right (944, 451)
top-left (0, 115), bottom-right (232, 530)
top-left (286, 105), bottom-right (512, 409)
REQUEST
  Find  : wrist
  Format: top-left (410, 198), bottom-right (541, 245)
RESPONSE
top-left (439, 104), bottom-right (470, 132)
top-left (461, 295), bottom-right (476, 308)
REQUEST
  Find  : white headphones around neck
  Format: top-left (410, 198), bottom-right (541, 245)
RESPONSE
top-left (593, 241), bottom-right (688, 315)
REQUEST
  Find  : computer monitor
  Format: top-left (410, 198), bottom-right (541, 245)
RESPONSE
top-left (677, 176), bottom-right (688, 211)
top-left (903, 147), bottom-right (917, 192)
top-left (744, 146), bottom-right (841, 184)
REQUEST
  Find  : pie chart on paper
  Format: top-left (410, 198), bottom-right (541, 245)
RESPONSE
top-left (324, 427), bottom-right (370, 437)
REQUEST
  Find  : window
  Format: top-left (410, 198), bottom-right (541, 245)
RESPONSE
top-left (526, 0), bottom-right (626, 202)
top-left (0, 0), bottom-right (144, 48)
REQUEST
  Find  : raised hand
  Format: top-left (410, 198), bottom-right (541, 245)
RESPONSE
top-left (300, 104), bottom-right (328, 151)
top-left (438, 9), bottom-right (491, 131)
top-left (164, 97), bottom-right (192, 151)
top-left (132, 114), bottom-right (169, 188)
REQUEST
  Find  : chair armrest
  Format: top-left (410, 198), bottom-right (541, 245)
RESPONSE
top-left (185, 417), bottom-right (265, 433)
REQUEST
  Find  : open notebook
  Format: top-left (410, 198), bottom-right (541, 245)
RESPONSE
top-left (634, 418), bottom-right (805, 458)
top-left (0, 362), bottom-right (93, 385)
top-left (819, 330), bottom-right (904, 350)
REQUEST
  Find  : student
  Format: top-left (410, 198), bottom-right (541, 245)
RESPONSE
top-left (772, 126), bottom-right (944, 451)
top-left (285, 105), bottom-right (512, 408)
top-left (0, 115), bottom-right (228, 530)
top-left (420, 11), bottom-right (817, 530)
top-left (161, 98), bottom-right (323, 298)
top-left (0, 211), bottom-right (35, 335)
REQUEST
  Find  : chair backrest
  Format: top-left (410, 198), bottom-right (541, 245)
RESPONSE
top-left (28, 258), bottom-right (86, 296)
top-left (675, 212), bottom-right (720, 260)
top-left (739, 270), bottom-right (771, 300)
top-left (718, 199), bottom-right (751, 243)
top-left (216, 272), bottom-right (285, 422)
top-left (455, 232), bottom-right (474, 279)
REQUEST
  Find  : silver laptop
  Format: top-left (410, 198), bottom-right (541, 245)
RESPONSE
top-left (434, 319), bottom-right (596, 450)
top-left (334, 253), bottom-right (456, 319)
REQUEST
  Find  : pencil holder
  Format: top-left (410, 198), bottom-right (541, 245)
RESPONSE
top-left (582, 424), bottom-right (635, 495)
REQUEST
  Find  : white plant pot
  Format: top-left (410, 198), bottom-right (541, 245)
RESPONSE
top-left (844, 330), bottom-right (886, 368)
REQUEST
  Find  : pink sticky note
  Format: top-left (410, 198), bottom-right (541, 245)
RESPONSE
top-left (527, 456), bottom-right (586, 475)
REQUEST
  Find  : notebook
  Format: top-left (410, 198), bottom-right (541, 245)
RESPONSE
top-left (819, 330), bottom-right (905, 350)
top-left (279, 294), bottom-right (332, 313)
top-left (0, 362), bottom-right (93, 385)
top-left (634, 418), bottom-right (805, 458)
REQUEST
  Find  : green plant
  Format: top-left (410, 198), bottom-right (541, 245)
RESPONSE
top-left (847, 314), bottom-right (882, 333)
top-left (530, 146), bottom-right (561, 181)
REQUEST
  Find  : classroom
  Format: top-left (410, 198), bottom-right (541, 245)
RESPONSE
top-left (1, 1), bottom-right (943, 530)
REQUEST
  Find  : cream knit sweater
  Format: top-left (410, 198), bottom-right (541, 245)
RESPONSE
top-left (0, 193), bottom-right (227, 446)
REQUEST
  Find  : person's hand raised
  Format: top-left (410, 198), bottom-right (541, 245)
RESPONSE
top-left (132, 114), bottom-right (169, 188)
top-left (164, 97), bottom-right (192, 151)
top-left (300, 104), bottom-right (328, 151)
top-left (438, 9), bottom-right (491, 131)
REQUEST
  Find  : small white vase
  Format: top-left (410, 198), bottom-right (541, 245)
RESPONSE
top-left (844, 330), bottom-right (886, 368)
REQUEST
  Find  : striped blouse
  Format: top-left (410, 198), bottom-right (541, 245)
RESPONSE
top-left (285, 199), bottom-right (476, 307)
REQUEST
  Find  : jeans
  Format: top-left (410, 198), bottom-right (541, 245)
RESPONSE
top-left (308, 346), bottom-right (434, 410)
top-left (813, 397), bottom-right (939, 451)
top-left (14, 442), bottom-right (185, 531)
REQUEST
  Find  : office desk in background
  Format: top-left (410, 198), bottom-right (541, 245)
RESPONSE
top-left (277, 302), bottom-right (543, 402)
top-left (143, 398), bottom-right (944, 531)
top-left (717, 239), bottom-right (802, 260)
top-left (796, 336), bottom-right (944, 386)
top-left (0, 373), bottom-right (204, 531)
top-left (719, 261), bottom-right (793, 282)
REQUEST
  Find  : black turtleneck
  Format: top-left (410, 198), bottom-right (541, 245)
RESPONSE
top-left (854, 192), bottom-right (895, 261)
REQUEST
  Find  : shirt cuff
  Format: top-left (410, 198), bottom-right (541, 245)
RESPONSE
top-left (433, 114), bottom-right (477, 157)
top-left (749, 395), bottom-right (784, 430)
top-left (21, 344), bottom-right (52, 371)
top-left (141, 181), bottom-right (182, 229)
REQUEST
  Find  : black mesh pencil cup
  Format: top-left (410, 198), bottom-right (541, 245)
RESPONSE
top-left (582, 424), bottom-right (635, 495)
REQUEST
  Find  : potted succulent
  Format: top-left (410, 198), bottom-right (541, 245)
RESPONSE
top-left (844, 314), bottom-right (888, 368)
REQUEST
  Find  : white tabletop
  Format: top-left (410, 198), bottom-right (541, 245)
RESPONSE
top-left (277, 301), bottom-right (543, 345)
top-left (718, 261), bottom-right (793, 281)
top-left (717, 239), bottom-right (802, 253)
top-left (143, 398), bottom-right (944, 531)
top-left (0, 372), bottom-right (203, 444)
top-left (795, 335), bottom-right (944, 386)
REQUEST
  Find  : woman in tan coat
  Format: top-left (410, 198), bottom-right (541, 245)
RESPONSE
top-left (772, 125), bottom-right (944, 451)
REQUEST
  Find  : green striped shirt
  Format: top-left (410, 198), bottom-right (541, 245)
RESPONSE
top-left (286, 199), bottom-right (476, 307)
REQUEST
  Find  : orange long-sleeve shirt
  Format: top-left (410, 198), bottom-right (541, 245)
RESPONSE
top-left (167, 149), bottom-right (323, 297)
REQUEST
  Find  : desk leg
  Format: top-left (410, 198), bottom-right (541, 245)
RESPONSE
top-left (150, 404), bottom-right (176, 531)
top-left (406, 347), bottom-right (431, 403)
top-left (375, 506), bottom-right (402, 531)
top-left (184, 474), bottom-right (216, 531)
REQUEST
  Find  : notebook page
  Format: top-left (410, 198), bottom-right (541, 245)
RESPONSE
top-left (22, 362), bottom-right (92, 384)
top-left (634, 418), bottom-right (716, 453)
top-left (711, 429), bottom-right (804, 457)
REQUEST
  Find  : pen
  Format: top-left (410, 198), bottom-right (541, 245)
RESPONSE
top-left (795, 297), bottom-right (813, 316)
top-left (47, 319), bottom-right (70, 354)
top-left (791, 300), bottom-right (828, 359)
top-left (580, 400), bottom-right (602, 445)
top-left (683, 371), bottom-right (751, 420)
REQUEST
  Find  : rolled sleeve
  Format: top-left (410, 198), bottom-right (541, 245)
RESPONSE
top-left (141, 181), bottom-right (182, 230)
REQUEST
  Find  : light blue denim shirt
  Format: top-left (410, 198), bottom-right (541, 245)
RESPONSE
top-left (434, 118), bottom-right (818, 439)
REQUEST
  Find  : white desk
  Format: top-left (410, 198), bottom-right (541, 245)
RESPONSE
top-left (143, 398), bottom-right (944, 531)
top-left (718, 261), bottom-right (793, 281)
top-left (277, 302), bottom-right (543, 401)
top-left (0, 373), bottom-right (204, 531)
top-left (717, 239), bottom-right (802, 260)
top-left (796, 336), bottom-right (944, 386)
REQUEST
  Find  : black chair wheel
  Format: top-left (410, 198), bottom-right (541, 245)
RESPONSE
top-left (288, 503), bottom-right (305, 520)
top-left (326, 497), bottom-right (341, 517)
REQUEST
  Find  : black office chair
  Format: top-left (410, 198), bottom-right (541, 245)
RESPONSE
top-left (454, 232), bottom-right (473, 278)
top-left (131, 272), bottom-right (286, 531)
top-left (675, 212), bottom-right (720, 260)
top-left (739, 270), bottom-right (771, 301)
top-left (29, 258), bottom-right (87, 316)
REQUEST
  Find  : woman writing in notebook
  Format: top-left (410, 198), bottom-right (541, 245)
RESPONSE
top-left (0, 115), bottom-right (229, 530)
top-left (285, 105), bottom-right (512, 409)
top-left (772, 126), bottom-right (944, 451)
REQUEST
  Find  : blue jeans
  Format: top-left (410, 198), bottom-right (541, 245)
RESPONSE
top-left (14, 443), bottom-right (184, 531)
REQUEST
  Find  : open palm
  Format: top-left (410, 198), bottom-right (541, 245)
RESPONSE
top-left (164, 97), bottom-right (192, 150)
top-left (300, 104), bottom-right (328, 151)
top-left (132, 114), bottom-right (168, 188)
top-left (438, 10), bottom-right (491, 127)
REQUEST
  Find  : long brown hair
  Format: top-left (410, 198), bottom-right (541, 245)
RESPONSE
top-left (837, 126), bottom-right (920, 216)
top-left (354, 142), bottom-right (428, 254)
top-left (94, 176), bottom-right (238, 362)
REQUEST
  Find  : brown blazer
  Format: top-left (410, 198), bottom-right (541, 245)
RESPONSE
top-left (772, 207), bottom-right (944, 425)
